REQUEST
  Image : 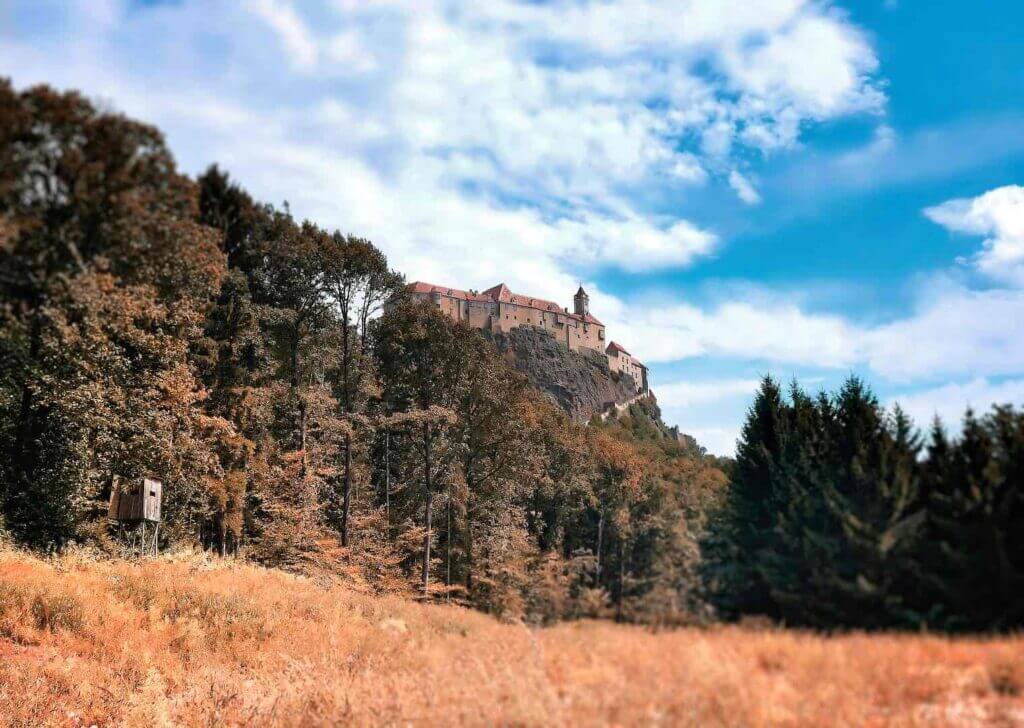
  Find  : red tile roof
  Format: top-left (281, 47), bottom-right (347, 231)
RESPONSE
top-left (409, 281), bottom-right (491, 302)
top-left (409, 281), bottom-right (604, 325)
top-left (606, 341), bottom-right (630, 356)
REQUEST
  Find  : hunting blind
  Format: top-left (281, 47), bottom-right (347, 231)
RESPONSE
top-left (109, 476), bottom-right (162, 555)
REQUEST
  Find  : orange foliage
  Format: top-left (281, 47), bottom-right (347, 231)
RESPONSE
top-left (1, 548), bottom-right (1022, 727)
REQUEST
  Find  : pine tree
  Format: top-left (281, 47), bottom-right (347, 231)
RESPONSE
top-left (703, 376), bottom-right (787, 619)
top-left (919, 407), bottom-right (1024, 630)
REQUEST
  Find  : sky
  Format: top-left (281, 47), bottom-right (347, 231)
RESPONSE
top-left (3, 0), bottom-right (1024, 455)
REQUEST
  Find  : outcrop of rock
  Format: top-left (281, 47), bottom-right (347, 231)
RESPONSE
top-left (484, 326), bottom-right (638, 422)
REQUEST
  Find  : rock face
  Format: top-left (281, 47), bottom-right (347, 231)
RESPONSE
top-left (484, 326), bottom-right (638, 422)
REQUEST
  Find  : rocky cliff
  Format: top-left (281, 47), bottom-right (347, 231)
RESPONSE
top-left (483, 326), bottom-right (639, 422)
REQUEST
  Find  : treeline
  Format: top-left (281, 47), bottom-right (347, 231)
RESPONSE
top-left (0, 80), bottom-right (727, 623)
top-left (705, 376), bottom-right (1024, 632)
top-left (5, 80), bottom-right (1020, 632)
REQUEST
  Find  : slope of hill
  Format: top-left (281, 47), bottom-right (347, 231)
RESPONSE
top-left (2, 548), bottom-right (1022, 727)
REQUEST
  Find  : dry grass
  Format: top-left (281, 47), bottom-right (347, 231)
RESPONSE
top-left (1, 548), bottom-right (1022, 727)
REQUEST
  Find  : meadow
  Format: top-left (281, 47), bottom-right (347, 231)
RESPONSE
top-left (1, 548), bottom-right (1022, 727)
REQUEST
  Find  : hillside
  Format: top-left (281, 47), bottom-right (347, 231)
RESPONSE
top-left (2, 548), bottom-right (1023, 727)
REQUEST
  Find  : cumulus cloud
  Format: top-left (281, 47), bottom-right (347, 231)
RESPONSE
top-left (0, 0), bottom-right (904, 453)
top-left (889, 378), bottom-right (1024, 431)
top-left (721, 12), bottom-right (882, 124)
top-left (620, 299), bottom-right (860, 366)
top-left (728, 170), bottom-right (762, 205)
top-left (864, 285), bottom-right (1024, 381)
top-left (608, 275), bottom-right (1024, 390)
top-left (248, 0), bottom-right (318, 70)
top-left (681, 427), bottom-right (742, 457)
top-left (656, 379), bottom-right (762, 408)
top-left (925, 185), bottom-right (1024, 285)
top-left (0, 0), bottom-right (891, 349)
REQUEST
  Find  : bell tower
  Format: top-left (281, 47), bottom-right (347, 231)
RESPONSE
top-left (573, 285), bottom-right (589, 317)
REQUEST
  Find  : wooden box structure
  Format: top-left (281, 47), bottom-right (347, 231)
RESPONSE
top-left (109, 477), bottom-right (162, 522)
top-left (108, 476), bottom-right (162, 555)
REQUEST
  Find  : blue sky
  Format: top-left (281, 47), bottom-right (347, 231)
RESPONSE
top-left (3, 0), bottom-right (1024, 454)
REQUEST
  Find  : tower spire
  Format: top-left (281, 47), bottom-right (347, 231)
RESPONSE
top-left (573, 283), bottom-right (589, 317)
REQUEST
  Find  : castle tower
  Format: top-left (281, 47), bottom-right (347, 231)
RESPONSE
top-left (573, 285), bottom-right (589, 317)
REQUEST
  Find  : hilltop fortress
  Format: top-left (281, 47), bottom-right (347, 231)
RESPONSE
top-left (408, 281), bottom-right (649, 395)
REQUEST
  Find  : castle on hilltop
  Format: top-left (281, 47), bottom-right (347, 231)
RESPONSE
top-left (408, 281), bottom-right (649, 394)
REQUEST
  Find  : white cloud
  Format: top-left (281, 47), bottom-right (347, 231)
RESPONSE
top-left (325, 30), bottom-right (378, 73)
top-left (679, 426), bottom-right (742, 457)
top-left (889, 378), bottom-right (1024, 431)
top-left (925, 185), bottom-right (1024, 285)
top-left (657, 379), bottom-right (761, 408)
top-left (863, 285), bottom-right (1024, 381)
top-left (721, 13), bottom-right (882, 123)
top-left (247, 0), bottom-right (318, 70)
top-left (1, 0), bottom-right (896, 452)
top-left (621, 298), bottom-right (860, 366)
top-left (0, 0), bottom-right (888, 311)
top-left (728, 170), bottom-right (762, 205)
top-left (670, 153), bottom-right (708, 184)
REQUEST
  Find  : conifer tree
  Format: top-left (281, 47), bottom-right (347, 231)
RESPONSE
top-left (918, 407), bottom-right (1024, 630)
top-left (704, 376), bottom-right (787, 618)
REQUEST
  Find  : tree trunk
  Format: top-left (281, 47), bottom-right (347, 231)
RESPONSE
top-left (11, 311), bottom-right (42, 489)
top-left (465, 505), bottom-right (474, 596)
top-left (340, 309), bottom-right (353, 545)
top-left (384, 429), bottom-right (391, 538)
top-left (290, 326), bottom-right (306, 479)
top-left (616, 538), bottom-right (626, 621)
top-left (341, 432), bottom-right (352, 546)
top-left (422, 423), bottom-right (433, 595)
top-left (298, 398), bottom-right (308, 480)
top-left (446, 482), bottom-right (452, 602)
top-left (464, 463), bottom-right (474, 596)
top-left (595, 511), bottom-right (604, 587)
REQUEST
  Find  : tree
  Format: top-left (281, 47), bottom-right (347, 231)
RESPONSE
top-left (321, 233), bottom-right (402, 546)
top-left (917, 407), bottom-right (1024, 630)
top-left (793, 381), bottom-right (924, 628)
top-left (0, 80), bottom-right (226, 546)
top-left (703, 376), bottom-right (788, 619)
top-left (373, 300), bottom-right (474, 595)
top-left (705, 376), bottom-right (930, 629)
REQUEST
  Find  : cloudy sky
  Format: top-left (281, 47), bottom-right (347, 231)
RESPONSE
top-left (4, 0), bottom-right (1024, 454)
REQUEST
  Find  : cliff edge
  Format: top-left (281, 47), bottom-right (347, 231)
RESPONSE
top-left (484, 326), bottom-right (639, 421)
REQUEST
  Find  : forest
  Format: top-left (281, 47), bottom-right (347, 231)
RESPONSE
top-left (1, 80), bottom-right (1021, 631)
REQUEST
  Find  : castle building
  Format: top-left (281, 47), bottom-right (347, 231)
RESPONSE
top-left (407, 280), bottom-right (648, 394)
top-left (605, 341), bottom-right (648, 394)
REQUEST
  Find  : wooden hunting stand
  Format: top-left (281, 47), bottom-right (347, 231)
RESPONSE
top-left (108, 476), bottom-right (162, 556)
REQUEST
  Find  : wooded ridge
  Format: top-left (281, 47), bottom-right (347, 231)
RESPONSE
top-left (1, 79), bottom-right (1021, 631)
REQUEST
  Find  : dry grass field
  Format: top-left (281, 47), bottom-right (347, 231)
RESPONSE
top-left (1, 548), bottom-right (1022, 727)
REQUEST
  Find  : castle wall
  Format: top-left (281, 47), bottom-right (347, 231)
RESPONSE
top-left (410, 285), bottom-right (607, 355)
top-left (607, 347), bottom-right (647, 394)
top-left (608, 350), bottom-right (625, 375)
top-left (467, 300), bottom-right (491, 329)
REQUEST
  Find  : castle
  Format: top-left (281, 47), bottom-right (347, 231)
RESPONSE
top-left (408, 281), bottom-right (649, 394)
